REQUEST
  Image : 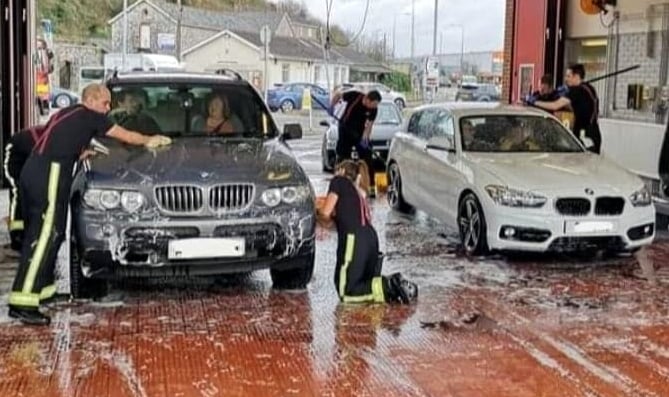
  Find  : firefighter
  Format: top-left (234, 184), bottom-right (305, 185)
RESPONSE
top-left (7, 83), bottom-right (172, 326)
top-left (528, 64), bottom-right (602, 154)
top-left (3, 126), bottom-right (44, 253)
top-left (329, 89), bottom-right (381, 197)
top-left (532, 74), bottom-right (560, 103)
top-left (316, 160), bottom-right (417, 304)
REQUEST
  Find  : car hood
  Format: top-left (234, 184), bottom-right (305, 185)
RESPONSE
top-left (371, 123), bottom-right (401, 141)
top-left (87, 137), bottom-right (307, 186)
top-left (466, 152), bottom-right (644, 192)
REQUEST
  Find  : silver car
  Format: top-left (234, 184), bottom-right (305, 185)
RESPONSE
top-left (320, 101), bottom-right (403, 172)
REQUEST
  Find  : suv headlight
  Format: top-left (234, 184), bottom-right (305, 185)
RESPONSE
top-left (83, 189), bottom-right (145, 212)
top-left (485, 185), bottom-right (547, 208)
top-left (630, 187), bottom-right (652, 207)
top-left (261, 186), bottom-right (311, 207)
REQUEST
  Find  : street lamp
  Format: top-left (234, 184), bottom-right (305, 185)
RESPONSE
top-left (444, 24), bottom-right (464, 80)
top-left (394, 12), bottom-right (411, 59)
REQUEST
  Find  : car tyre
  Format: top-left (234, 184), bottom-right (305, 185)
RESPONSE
top-left (458, 193), bottom-right (489, 256)
top-left (54, 93), bottom-right (72, 108)
top-left (280, 100), bottom-right (295, 113)
top-left (394, 98), bottom-right (405, 109)
top-left (387, 163), bottom-right (414, 214)
top-left (70, 235), bottom-right (108, 300)
top-left (271, 249), bottom-right (315, 290)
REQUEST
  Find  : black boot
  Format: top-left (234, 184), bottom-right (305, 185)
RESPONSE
top-left (388, 273), bottom-right (418, 304)
top-left (8, 306), bottom-right (51, 326)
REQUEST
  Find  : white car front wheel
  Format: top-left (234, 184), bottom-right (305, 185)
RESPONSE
top-left (458, 193), bottom-right (489, 255)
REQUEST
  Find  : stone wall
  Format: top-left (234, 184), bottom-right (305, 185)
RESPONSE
top-left (110, 1), bottom-right (217, 56)
top-left (52, 42), bottom-right (105, 92)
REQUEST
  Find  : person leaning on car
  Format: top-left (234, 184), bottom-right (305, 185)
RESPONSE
top-left (7, 83), bottom-right (172, 326)
top-left (329, 89), bottom-right (381, 197)
top-left (108, 88), bottom-right (162, 134)
top-left (529, 64), bottom-right (602, 154)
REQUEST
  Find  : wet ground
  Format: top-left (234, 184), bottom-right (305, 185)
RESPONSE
top-left (1, 128), bottom-right (668, 396)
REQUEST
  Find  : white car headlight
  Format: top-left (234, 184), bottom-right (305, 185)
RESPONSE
top-left (261, 188), bottom-right (282, 207)
top-left (630, 187), bottom-right (652, 207)
top-left (121, 191), bottom-right (146, 212)
top-left (485, 185), bottom-right (547, 208)
top-left (262, 186), bottom-right (311, 206)
top-left (84, 189), bottom-right (144, 212)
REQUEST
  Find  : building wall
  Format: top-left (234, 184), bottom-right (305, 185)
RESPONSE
top-left (52, 43), bottom-right (105, 93)
top-left (110, 2), bottom-right (176, 54)
top-left (502, 0), bottom-right (516, 101)
top-left (183, 33), bottom-right (261, 74)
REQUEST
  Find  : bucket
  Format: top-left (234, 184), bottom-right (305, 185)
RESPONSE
top-left (374, 172), bottom-right (388, 193)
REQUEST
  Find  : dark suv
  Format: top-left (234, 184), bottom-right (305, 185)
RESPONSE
top-left (69, 71), bottom-right (316, 298)
top-left (455, 83), bottom-right (501, 102)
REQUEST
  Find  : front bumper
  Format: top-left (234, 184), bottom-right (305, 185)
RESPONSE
top-left (484, 204), bottom-right (656, 253)
top-left (73, 207), bottom-right (316, 275)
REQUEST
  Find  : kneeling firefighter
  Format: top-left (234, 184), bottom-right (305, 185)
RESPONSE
top-left (317, 160), bottom-right (417, 304)
top-left (4, 126), bottom-right (45, 252)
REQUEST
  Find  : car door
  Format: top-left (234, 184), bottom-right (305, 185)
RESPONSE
top-left (393, 109), bottom-right (430, 207)
top-left (420, 109), bottom-right (462, 225)
top-left (405, 109), bottom-right (438, 210)
top-left (310, 85), bottom-right (329, 110)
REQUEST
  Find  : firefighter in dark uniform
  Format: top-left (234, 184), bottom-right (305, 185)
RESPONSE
top-left (529, 64), bottom-right (602, 154)
top-left (8, 83), bottom-right (172, 325)
top-left (317, 160), bottom-right (417, 304)
top-left (4, 126), bottom-right (45, 252)
top-left (533, 74), bottom-right (560, 103)
top-left (330, 89), bottom-right (382, 197)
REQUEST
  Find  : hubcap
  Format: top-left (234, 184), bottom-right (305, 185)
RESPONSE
top-left (282, 101), bottom-right (293, 111)
top-left (388, 167), bottom-right (399, 207)
top-left (56, 95), bottom-right (71, 108)
top-left (459, 199), bottom-right (480, 252)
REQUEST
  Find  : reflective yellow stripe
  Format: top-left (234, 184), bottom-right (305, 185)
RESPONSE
top-left (9, 220), bottom-right (24, 231)
top-left (342, 277), bottom-right (385, 303)
top-left (23, 162), bottom-right (60, 294)
top-left (40, 284), bottom-right (56, 300)
top-left (339, 234), bottom-right (355, 298)
top-left (8, 291), bottom-right (40, 308)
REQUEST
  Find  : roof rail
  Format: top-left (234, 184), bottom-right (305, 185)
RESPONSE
top-left (212, 68), bottom-right (243, 80)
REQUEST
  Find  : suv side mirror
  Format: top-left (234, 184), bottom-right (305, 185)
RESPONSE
top-left (426, 136), bottom-right (455, 153)
top-left (319, 120), bottom-right (329, 127)
top-left (283, 123), bottom-right (303, 140)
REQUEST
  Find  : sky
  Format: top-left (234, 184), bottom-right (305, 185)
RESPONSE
top-left (271, 0), bottom-right (505, 58)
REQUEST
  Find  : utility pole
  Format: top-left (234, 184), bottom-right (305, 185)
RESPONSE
top-left (383, 32), bottom-right (387, 61)
top-left (393, 15), bottom-right (397, 59)
top-left (411, 0), bottom-right (415, 59)
top-left (122, 0), bottom-right (128, 70)
top-left (176, 0), bottom-right (182, 61)
top-left (433, 0), bottom-right (438, 55)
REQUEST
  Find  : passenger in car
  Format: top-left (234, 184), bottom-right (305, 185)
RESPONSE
top-left (317, 160), bottom-right (418, 305)
top-left (499, 124), bottom-right (540, 151)
top-left (108, 89), bottom-right (162, 135)
top-left (191, 92), bottom-right (242, 135)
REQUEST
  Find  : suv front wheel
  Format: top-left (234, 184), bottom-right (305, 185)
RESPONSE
top-left (270, 249), bottom-right (315, 290)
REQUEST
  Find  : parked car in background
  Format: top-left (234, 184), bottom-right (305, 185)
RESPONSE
top-left (267, 83), bottom-right (329, 112)
top-left (344, 82), bottom-right (407, 109)
top-left (455, 83), bottom-right (501, 102)
top-left (386, 103), bottom-right (655, 256)
top-left (320, 100), bottom-right (403, 172)
top-left (50, 87), bottom-right (79, 108)
top-left (69, 71), bottom-right (315, 298)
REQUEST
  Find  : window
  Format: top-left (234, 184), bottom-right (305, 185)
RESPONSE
top-left (333, 67), bottom-right (339, 85)
top-left (407, 112), bottom-right (423, 135)
top-left (416, 109), bottom-right (436, 139)
top-left (459, 115), bottom-right (583, 153)
top-left (433, 109), bottom-right (455, 139)
top-left (281, 64), bottom-right (290, 83)
top-left (108, 83), bottom-right (279, 138)
top-left (139, 24), bottom-right (151, 49)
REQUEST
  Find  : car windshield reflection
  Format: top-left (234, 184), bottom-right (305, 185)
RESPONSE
top-left (460, 115), bottom-right (584, 153)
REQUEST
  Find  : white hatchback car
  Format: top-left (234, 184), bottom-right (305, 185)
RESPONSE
top-left (386, 104), bottom-right (656, 255)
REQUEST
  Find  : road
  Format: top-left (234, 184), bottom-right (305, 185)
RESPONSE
top-left (0, 113), bottom-right (668, 396)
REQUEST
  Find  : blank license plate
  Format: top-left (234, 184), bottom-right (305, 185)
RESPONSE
top-left (565, 221), bottom-right (617, 234)
top-left (168, 238), bottom-right (245, 259)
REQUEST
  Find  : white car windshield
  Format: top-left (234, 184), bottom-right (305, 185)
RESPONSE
top-left (460, 115), bottom-right (584, 153)
top-left (376, 103), bottom-right (401, 124)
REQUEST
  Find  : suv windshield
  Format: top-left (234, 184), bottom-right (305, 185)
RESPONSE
top-left (108, 83), bottom-right (279, 138)
top-left (460, 115), bottom-right (584, 153)
top-left (376, 103), bottom-right (401, 124)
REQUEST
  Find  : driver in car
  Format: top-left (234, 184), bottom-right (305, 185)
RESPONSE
top-left (109, 89), bottom-right (162, 135)
top-left (499, 124), bottom-right (540, 151)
